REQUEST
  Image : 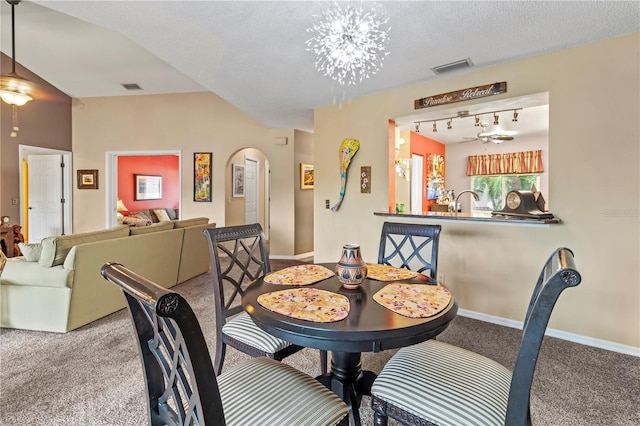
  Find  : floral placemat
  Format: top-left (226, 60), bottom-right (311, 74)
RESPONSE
top-left (366, 263), bottom-right (418, 281)
top-left (257, 288), bottom-right (349, 323)
top-left (373, 283), bottom-right (451, 318)
top-left (263, 264), bottom-right (335, 286)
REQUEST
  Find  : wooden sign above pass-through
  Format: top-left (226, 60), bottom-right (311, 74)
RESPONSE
top-left (414, 82), bottom-right (507, 109)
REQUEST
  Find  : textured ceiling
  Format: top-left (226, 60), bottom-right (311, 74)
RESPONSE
top-left (1, 1), bottom-right (638, 136)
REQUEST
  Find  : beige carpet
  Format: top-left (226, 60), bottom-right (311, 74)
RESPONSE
top-left (1, 262), bottom-right (639, 425)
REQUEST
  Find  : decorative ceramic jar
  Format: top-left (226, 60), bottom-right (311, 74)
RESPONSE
top-left (335, 244), bottom-right (368, 289)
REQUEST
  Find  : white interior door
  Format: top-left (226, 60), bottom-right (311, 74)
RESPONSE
top-left (244, 157), bottom-right (259, 224)
top-left (411, 154), bottom-right (424, 213)
top-left (28, 154), bottom-right (63, 242)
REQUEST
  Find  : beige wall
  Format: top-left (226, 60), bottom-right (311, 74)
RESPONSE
top-left (313, 33), bottom-right (639, 349)
top-left (294, 129), bottom-right (314, 255)
top-left (71, 93), bottom-right (298, 256)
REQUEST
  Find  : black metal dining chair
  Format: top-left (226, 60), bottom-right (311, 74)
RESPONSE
top-left (101, 262), bottom-right (348, 426)
top-left (204, 224), bottom-right (327, 376)
top-left (377, 222), bottom-right (442, 278)
top-left (370, 247), bottom-right (582, 426)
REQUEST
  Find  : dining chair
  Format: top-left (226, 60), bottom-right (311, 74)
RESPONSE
top-left (370, 247), bottom-right (582, 426)
top-left (100, 262), bottom-right (348, 426)
top-left (377, 222), bottom-right (442, 278)
top-left (203, 224), bottom-right (327, 376)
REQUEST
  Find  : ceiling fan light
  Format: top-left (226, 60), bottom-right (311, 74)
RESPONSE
top-left (0, 89), bottom-right (31, 106)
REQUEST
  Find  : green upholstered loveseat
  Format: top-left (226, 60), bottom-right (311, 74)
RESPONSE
top-left (0, 218), bottom-right (215, 333)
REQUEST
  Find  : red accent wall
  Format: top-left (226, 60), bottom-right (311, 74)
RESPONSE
top-left (410, 133), bottom-right (446, 211)
top-left (117, 155), bottom-right (179, 213)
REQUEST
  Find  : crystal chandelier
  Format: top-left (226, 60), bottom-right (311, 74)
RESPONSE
top-left (306, 2), bottom-right (390, 86)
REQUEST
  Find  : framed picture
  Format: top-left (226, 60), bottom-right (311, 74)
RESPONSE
top-left (300, 163), bottom-right (314, 189)
top-left (77, 169), bottom-right (99, 189)
top-left (232, 163), bottom-right (245, 198)
top-left (134, 174), bottom-right (163, 201)
top-left (194, 152), bottom-right (212, 202)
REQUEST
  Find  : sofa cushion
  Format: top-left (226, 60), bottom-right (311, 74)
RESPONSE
top-left (130, 221), bottom-right (174, 235)
top-left (152, 208), bottom-right (171, 222)
top-left (38, 225), bottom-right (131, 267)
top-left (130, 210), bottom-right (154, 223)
top-left (0, 261), bottom-right (73, 288)
top-left (18, 243), bottom-right (42, 262)
top-left (172, 217), bottom-right (209, 228)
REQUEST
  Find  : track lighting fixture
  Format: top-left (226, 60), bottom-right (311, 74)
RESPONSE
top-left (412, 108), bottom-right (522, 135)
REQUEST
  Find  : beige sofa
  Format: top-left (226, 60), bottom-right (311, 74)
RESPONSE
top-left (0, 218), bottom-right (216, 333)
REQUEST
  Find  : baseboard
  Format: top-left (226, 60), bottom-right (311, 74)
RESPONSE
top-left (458, 309), bottom-right (640, 357)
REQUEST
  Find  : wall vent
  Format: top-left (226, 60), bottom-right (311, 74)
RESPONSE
top-left (121, 83), bottom-right (143, 91)
top-left (431, 58), bottom-right (474, 75)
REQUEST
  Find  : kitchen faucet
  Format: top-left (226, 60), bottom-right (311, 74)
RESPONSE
top-left (454, 190), bottom-right (480, 213)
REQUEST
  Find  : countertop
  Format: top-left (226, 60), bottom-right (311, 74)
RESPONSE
top-left (374, 211), bottom-right (560, 225)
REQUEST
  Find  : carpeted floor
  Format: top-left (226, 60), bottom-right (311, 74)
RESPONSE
top-left (1, 260), bottom-right (638, 425)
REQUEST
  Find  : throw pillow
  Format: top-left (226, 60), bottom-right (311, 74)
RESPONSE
top-left (18, 242), bottom-right (43, 262)
top-left (165, 208), bottom-right (178, 220)
top-left (152, 208), bottom-right (171, 222)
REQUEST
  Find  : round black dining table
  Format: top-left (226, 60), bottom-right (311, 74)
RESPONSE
top-left (242, 263), bottom-right (458, 426)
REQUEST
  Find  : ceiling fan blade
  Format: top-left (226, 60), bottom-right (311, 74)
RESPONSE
top-left (490, 134), bottom-right (515, 141)
top-left (459, 138), bottom-right (479, 144)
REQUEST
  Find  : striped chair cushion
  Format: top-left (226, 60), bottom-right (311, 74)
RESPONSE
top-left (222, 312), bottom-right (291, 353)
top-left (371, 340), bottom-right (511, 426)
top-left (218, 357), bottom-right (348, 426)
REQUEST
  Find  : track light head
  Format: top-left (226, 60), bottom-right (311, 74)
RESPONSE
top-left (474, 115), bottom-right (480, 126)
top-left (432, 122), bottom-right (437, 132)
top-left (512, 110), bottom-right (519, 122)
top-left (447, 119), bottom-right (452, 130)
top-left (493, 113), bottom-right (499, 125)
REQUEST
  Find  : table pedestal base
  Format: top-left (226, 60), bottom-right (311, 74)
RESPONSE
top-left (317, 352), bottom-right (377, 426)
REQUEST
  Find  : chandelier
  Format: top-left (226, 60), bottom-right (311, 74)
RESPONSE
top-left (1, 0), bottom-right (32, 137)
top-left (306, 2), bottom-right (390, 86)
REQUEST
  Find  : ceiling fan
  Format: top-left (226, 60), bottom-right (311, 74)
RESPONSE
top-left (460, 122), bottom-right (514, 144)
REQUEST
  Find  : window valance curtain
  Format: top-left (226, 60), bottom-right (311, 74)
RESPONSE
top-left (466, 150), bottom-right (543, 176)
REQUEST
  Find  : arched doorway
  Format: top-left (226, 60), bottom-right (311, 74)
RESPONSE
top-left (225, 148), bottom-right (270, 238)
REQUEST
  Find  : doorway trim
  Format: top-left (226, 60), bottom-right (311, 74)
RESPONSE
top-left (18, 145), bottom-right (73, 239)
top-left (244, 155), bottom-right (260, 225)
top-left (105, 150), bottom-right (182, 229)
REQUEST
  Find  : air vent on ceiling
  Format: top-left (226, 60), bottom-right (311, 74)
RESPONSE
top-left (431, 58), bottom-right (474, 75)
top-left (121, 83), bottom-right (143, 91)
